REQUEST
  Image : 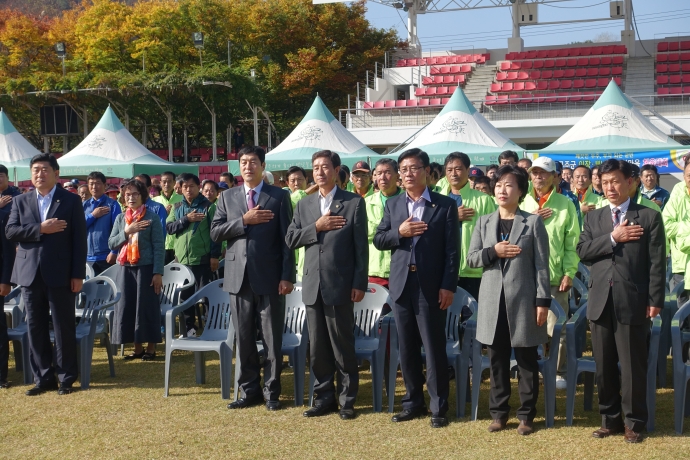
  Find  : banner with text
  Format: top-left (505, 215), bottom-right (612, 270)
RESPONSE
top-left (531, 149), bottom-right (690, 174)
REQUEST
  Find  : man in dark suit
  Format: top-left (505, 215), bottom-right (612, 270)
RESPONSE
top-left (6, 153), bottom-right (87, 395)
top-left (374, 148), bottom-right (460, 428)
top-left (211, 146), bottom-right (295, 411)
top-left (286, 150), bottom-right (368, 420)
top-left (577, 159), bottom-right (665, 443)
top-left (0, 208), bottom-right (16, 389)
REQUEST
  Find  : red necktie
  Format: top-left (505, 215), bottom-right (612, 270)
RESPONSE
top-left (248, 189), bottom-right (256, 210)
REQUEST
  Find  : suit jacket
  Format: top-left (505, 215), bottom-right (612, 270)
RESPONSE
top-left (0, 213), bottom-right (16, 285)
top-left (286, 187), bottom-right (368, 306)
top-left (211, 183), bottom-right (295, 295)
top-left (576, 201), bottom-right (666, 325)
top-left (466, 210), bottom-right (551, 348)
top-left (6, 186), bottom-right (87, 287)
top-left (373, 189), bottom-right (459, 306)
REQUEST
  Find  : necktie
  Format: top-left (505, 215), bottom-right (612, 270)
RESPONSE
top-left (612, 207), bottom-right (621, 228)
top-left (248, 189), bottom-right (256, 210)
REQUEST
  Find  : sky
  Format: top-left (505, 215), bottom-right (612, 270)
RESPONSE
top-left (361, 0), bottom-right (689, 53)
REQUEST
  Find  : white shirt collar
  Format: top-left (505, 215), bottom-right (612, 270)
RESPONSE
top-left (406, 187), bottom-right (431, 203)
top-left (319, 185), bottom-right (338, 200)
top-left (36, 185), bottom-right (57, 200)
top-left (243, 181), bottom-right (264, 196)
top-left (609, 197), bottom-right (630, 214)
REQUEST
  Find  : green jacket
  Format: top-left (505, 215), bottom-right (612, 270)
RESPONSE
top-left (153, 192), bottom-right (183, 250)
top-left (364, 189), bottom-right (403, 278)
top-left (576, 186), bottom-right (602, 207)
top-left (438, 179), bottom-right (497, 278)
top-left (520, 188), bottom-right (580, 285)
top-left (166, 194), bottom-right (221, 266)
top-left (663, 182), bottom-right (690, 274)
top-left (290, 189), bottom-right (308, 281)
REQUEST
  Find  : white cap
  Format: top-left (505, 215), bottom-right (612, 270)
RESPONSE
top-left (262, 170), bottom-right (274, 185)
top-left (528, 156), bottom-right (556, 174)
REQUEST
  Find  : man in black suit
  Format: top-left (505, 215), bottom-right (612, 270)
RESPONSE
top-left (211, 146), bottom-right (295, 411)
top-left (286, 150), bottom-right (368, 420)
top-left (577, 159), bottom-right (665, 443)
top-left (0, 207), bottom-right (16, 389)
top-left (374, 148), bottom-right (460, 428)
top-left (6, 153), bottom-right (87, 395)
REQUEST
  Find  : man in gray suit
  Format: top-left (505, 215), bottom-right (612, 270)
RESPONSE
top-left (286, 150), bottom-right (368, 420)
top-left (211, 146), bottom-right (294, 411)
top-left (577, 159), bottom-right (665, 443)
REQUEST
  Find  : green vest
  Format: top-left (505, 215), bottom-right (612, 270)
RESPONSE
top-left (365, 189), bottom-right (402, 278)
top-left (153, 192), bottom-right (183, 250)
top-left (664, 182), bottom-right (690, 274)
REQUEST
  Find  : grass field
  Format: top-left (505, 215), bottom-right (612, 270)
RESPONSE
top-left (2, 343), bottom-right (689, 459)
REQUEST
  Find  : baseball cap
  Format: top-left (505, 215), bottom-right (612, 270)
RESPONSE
top-left (469, 167), bottom-right (484, 178)
top-left (218, 181), bottom-right (229, 190)
top-left (528, 156), bottom-right (557, 174)
top-left (352, 161), bottom-right (371, 173)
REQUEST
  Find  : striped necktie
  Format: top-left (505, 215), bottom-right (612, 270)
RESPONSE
top-left (612, 207), bottom-right (621, 228)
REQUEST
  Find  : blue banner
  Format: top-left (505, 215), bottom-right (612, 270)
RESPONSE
top-left (533, 149), bottom-right (690, 174)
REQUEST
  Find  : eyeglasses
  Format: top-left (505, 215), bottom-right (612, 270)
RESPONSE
top-left (398, 166), bottom-right (423, 175)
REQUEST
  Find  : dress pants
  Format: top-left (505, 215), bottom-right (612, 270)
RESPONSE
top-left (394, 271), bottom-right (449, 416)
top-left (22, 270), bottom-right (77, 386)
top-left (488, 290), bottom-right (540, 422)
top-left (307, 290), bottom-right (358, 409)
top-left (591, 289), bottom-right (649, 432)
top-left (180, 263), bottom-right (213, 332)
top-left (230, 275), bottom-right (284, 401)
top-left (91, 259), bottom-right (112, 276)
top-left (0, 295), bottom-right (7, 382)
top-left (549, 286), bottom-right (570, 376)
top-left (164, 249), bottom-right (176, 266)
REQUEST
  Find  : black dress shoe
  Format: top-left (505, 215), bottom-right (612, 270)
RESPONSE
top-left (0, 380), bottom-right (10, 389)
top-left (25, 382), bottom-right (58, 396)
top-left (58, 384), bottom-right (76, 395)
top-left (303, 402), bottom-right (338, 418)
top-left (265, 400), bottom-right (281, 411)
top-left (339, 408), bottom-right (356, 420)
top-left (430, 415), bottom-right (449, 428)
top-left (227, 395), bottom-right (264, 410)
top-left (391, 406), bottom-right (428, 423)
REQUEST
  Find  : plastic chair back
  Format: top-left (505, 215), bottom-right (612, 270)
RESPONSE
top-left (196, 280), bottom-right (233, 343)
top-left (283, 287), bottom-right (306, 348)
top-left (85, 263), bottom-right (95, 281)
top-left (160, 263), bottom-right (196, 310)
top-left (570, 277), bottom-right (588, 312)
top-left (352, 284), bottom-right (389, 343)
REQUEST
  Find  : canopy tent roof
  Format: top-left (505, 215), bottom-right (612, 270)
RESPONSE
top-left (261, 95), bottom-right (377, 170)
top-left (58, 107), bottom-right (197, 178)
top-left (385, 88), bottom-right (523, 164)
top-left (0, 108), bottom-right (42, 182)
top-left (540, 80), bottom-right (682, 154)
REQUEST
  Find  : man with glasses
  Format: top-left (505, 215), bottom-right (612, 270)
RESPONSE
top-left (375, 148), bottom-right (460, 428)
top-left (351, 161), bottom-right (374, 199)
top-left (83, 171), bottom-right (121, 275)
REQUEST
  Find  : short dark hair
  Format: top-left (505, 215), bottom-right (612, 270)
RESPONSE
top-left (429, 162), bottom-right (443, 178)
top-left (30, 153), bottom-right (59, 171)
top-left (78, 184), bottom-right (89, 191)
top-left (312, 150), bottom-right (341, 168)
top-left (375, 158), bottom-right (398, 171)
top-left (598, 159), bottom-right (633, 179)
top-left (201, 179), bottom-right (219, 191)
top-left (574, 165), bottom-right (591, 178)
top-left (219, 172), bottom-right (235, 185)
top-left (122, 179), bottom-right (149, 202)
top-left (338, 168), bottom-right (347, 185)
top-left (473, 175), bottom-right (491, 188)
top-left (287, 166), bottom-right (307, 180)
top-left (640, 164), bottom-right (659, 177)
top-left (340, 164), bottom-right (350, 175)
top-left (179, 173), bottom-right (200, 186)
top-left (135, 173), bottom-right (151, 187)
top-left (492, 165), bottom-right (529, 203)
top-left (239, 146), bottom-right (266, 163)
top-left (517, 158), bottom-right (532, 168)
top-left (444, 152), bottom-right (470, 169)
top-left (87, 171), bottom-right (106, 184)
top-left (0, 165), bottom-right (8, 176)
top-left (161, 171), bottom-right (176, 180)
top-left (487, 164), bottom-right (499, 172)
top-left (591, 165), bottom-right (600, 175)
top-left (498, 150), bottom-right (519, 163)
top-left (398, 148), bottom-right (430, 168)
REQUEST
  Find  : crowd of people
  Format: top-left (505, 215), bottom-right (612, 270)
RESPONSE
top-left (0, 145), bottom-right (678, 442)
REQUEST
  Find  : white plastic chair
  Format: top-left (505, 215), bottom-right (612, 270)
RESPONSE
top-left (85, 262), bottom-right (95, 281)
top-left (6, 287), bottom-right (32, 384)
top-left (164, 280), bottom-right (235, 399)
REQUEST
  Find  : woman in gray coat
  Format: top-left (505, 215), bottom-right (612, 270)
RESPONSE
top-left (467, 165), bottom-right (551, 436)
top-left (109, 179), bottom-right (165, 361)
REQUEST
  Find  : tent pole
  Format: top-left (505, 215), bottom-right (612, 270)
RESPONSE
top-left (167, 111), bottom-right (173, 163)
top-left (212, 109), bottom-right (217, 162)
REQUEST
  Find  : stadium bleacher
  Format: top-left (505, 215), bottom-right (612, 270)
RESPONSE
top-left (656, 40), bottom-right (690, 96)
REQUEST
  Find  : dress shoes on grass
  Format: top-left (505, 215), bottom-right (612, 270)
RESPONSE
top-left (391, 406), bottom-right (428, 423)
top-left (25, 382), bottom-right (58, 396)
top-left (303, 402), bottom-right (338, 418)
top-left (227, 395), bottom-right (264, 410)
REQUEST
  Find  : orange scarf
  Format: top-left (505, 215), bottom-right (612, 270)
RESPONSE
top-left (117, 205), bottom-right (146, 266)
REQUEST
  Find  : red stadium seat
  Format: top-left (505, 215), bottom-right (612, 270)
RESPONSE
top-left (440, 66), bottom-right (451, 74)
top-left (557, 92), bottom-right (570, 103)
top-left (502, 82), bottom-right (514, 91)
top-left (536, 50), bottom-right (547, 59)
top-left (581, 47), bottom-right (592, 56)
top-left (396, 59), bottom-right (406, 67)
top-left (418, 58), bottom-right (428, 66)
top-left (441, 97), bottom-right (450, 104)
top-left (547, 50), bottom-right (558, 58)
top-left (602, 45), bottom-right (614, 55)
top-left (522, 61), bottom-right (533, 70)
top-left (461, 65), bottom-right (472, 73)
top-left (485, 95), bottom-right (498, 106)
top-left (456, 75), bottom-right (466, 84)
top-left (548, 80), bottom-right (560, 90)
top-left (212, 166), bottom-right (222, 174)
top-left (599, 68), bottom-right (611, 77)
top-left (670, 87), bottom-right (682, 95)
top-left (601, 56), bottom-right (612, 65)
top-left (422, 76), bottom-right (433, 85)
top-left (437, 57), bottom-right (447, 65)
top-left (533, 93), bottom-right (545, 104)
top-left (658, 87), bottom-right (670, 95)
top-left (362, 101), bottom-right (373, 109)
top-left (450, 65), bottom-right (461, 74)
top-left (553, 70), bottom-right (565, 78)
top-left (490, 83), bottom-right (502, 92)
top-left (658, 42), bottom-right (669, 52)
top-left (669, 53), bottom-right (680, 63)
top-left (582, 91), bottom-right (595, 102)
top-left (415, 87), bottom-right (426, 97)
top-left (670, 75), bottom-right (682, 85)
top-left (575, 68), bottom-right (587, 78)
top-left (513, 82), bottom-right (525, 91)
top-left (683, 63), bottom-right (690, 72)
top-left (682, 41), bottom-right (690, 51)
top-left (505, 52), bottom-right (516, 60)
top-left (541, 70), bottom-right (553, 79)
top-left (430, 66), bottom-right (441, 75)
top-left (436, 86), bottom-right (449, 95)
top-left (448, 86), bottom-right (457, 95)
top-left (544, 60), bottom-right (555, 68)
top-left (525, 81), bottom-right (537, 91)
top-left (443, 75), bottom-right (455, 84)
top-left (564, 69), bottom-right (576, 78)
top-left (533, 60), bottom-right (544, 69)
top-left (560, 80), bottom-right (572, 90)
top-left (428, 57), bottom-right (438, 65)
top-left (592, 46), bottom-right (603, 55)
top-left (500, 62), bottom-right (511, 71)
top-left (612, 66), bottom-right (623, 76)
top-left (683, 75), bottom-right (690, 84)
top-left (508, 94), bottom-right (522, 104)
top-left (585, 79), bottom-right (597, 88)
top-left (614, 77), bottom-right (622, 85)
top-left (567, 58), bottom-right (578, 67)
top-left (596, 78), bottom-right (608, 87)
top-left (557, 49), bottom-right (569, 58)
top-left (408, 59), bottom-right (418, 66)
top-left (530, 70), bottom-right (541, 80)
top-left (426, 87), bottom-right (437, 96)
top-left (509, 61), bottom-right (520, 70)
top-left (683, 86), bottom-right (690, 95)
top-left (496, 72), bottom-right (508, 81)
top-left (536, 81), bottom-right (549, 91)
top-left (669, 64), bottom-right (681, 73)
top-left (526, 51), bottom-right (537, 59)
top-left (434, 76), bottom-right (445, 84)
top-left (373, 101), bottom-right (385, 109)
top-left (577, 58), bottom-right (589, 66)
top-left (570, 48), bottom-right (581, 57)
top-left (613, 45), bottom-right (626, 54)
top-left (497, 95), bottom-right (509, 105)
top-left (518, 71), bottom-right (529, 80)
top-left (384, 100), bottom-right (396, 108)
top-left (429, 98), bottom-right (441, 105)
top-left (656, 64), bottom-right (668, 73)
top-left (507, 71), bottom-right (518, 80)
top-left (589, 57), bottom-right (601, 66)
top-left (418, 98), bottom-right (430, 106)
top-left (544, 93), bottom-right (558, 103)
top-left (587, 68), bottom-right (599, 77)
top-left (670, 42), bottom-right (680, 52)
top-left (681, 53), bottom-right (690, 62)
top-left (406, 99), bottom-right (418, 107)
top-left (612, 56), bottom-right (624, 65)
top-left (555, 59), bottom-right (567, 67)
top-left (570, 92), bottom-right (583, 102)
top-left (459, 55), bottom-right (469, 63)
